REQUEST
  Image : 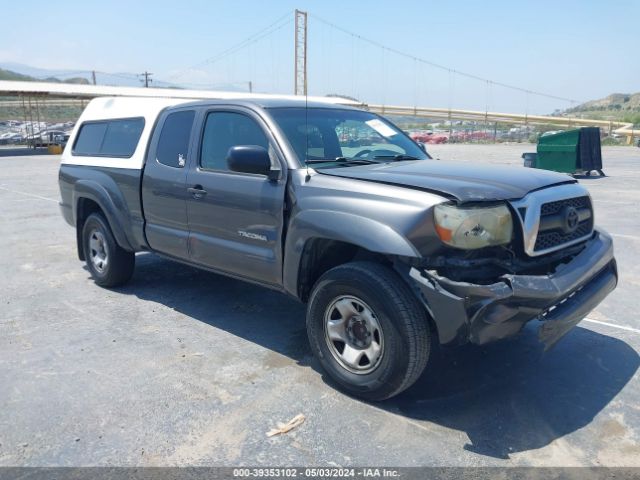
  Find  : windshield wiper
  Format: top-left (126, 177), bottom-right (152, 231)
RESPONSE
top-left (305, 157), bottom-right (379, 165)
top-left (372, 154), bottom-right (421, 161)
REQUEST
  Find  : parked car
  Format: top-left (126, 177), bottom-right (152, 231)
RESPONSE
top-left (58, 96), bottom-right (617, 400)
top-left (410, 131), bottom-right (448, 144)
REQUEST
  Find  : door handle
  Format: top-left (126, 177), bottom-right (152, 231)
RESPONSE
top-left (187, 186), bottom-right (207, 199)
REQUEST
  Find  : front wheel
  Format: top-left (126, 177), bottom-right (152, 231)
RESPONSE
top-left (306, 261), bottom-right (431, 401)
top-left (82, 212), bottom-right (135, 287)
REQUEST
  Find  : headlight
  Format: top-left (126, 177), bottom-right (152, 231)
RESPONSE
top-left (434, 203), bottom-right (513, 249)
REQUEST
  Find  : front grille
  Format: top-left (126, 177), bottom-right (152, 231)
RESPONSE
top-left (535, 222), bottom-right (592, 251)
top-left (540, 196), bottom-right (591, 216)
top-left (534, 196), bottom-right (593, 252)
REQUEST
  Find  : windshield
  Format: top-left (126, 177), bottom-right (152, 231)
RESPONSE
top-left (268, 107), bottom-right (429, 167)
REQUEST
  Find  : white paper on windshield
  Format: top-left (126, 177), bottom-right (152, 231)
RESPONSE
top-left (366, 119), bottom-right (397, 138)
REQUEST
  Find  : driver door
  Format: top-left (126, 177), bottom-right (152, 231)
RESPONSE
top-left (185, 108), bottom-right (287, 286)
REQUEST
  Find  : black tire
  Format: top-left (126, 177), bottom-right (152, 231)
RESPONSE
top-left (306, 261), bottom-right (431, 401)
top-left (82, 212), bottom-right (135, 287)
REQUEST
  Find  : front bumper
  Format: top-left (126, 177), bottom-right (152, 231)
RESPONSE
top-left (410, 229), bottom-right (617, 349)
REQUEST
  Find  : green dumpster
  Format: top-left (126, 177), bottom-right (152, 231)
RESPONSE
top-left (537, 129), bottom-right (582, 173)
top-left (529, 127), bottom-right (605, 176)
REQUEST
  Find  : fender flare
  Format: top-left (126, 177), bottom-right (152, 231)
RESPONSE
top-left (283, 209), bottom-right (420, 298)
top-left (73, 179), bottom-right (135, 252)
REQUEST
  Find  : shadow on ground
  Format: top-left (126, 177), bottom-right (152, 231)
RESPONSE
top-left (391, 327), bottom-right (638, 459)
top-left (117, 253), bottom-right (639, 460)
top-left (573, 172), bottom-right (608, 180)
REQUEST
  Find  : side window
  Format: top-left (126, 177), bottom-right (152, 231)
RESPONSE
top-left (72, 118), bottom-right (144, 157)
top-left (200, 112), bottom-right (269, 171)
top-left (73, 122), bottom-right (108, 155)
top-left (101, 119), bottom-right (145, 156)
top-left (156, 110), bottom-right (195, 168)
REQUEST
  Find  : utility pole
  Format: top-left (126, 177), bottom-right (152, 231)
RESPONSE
top-left (294, 9), bottom-right (307, 96)
top-left (139, 71), bottom-right (153, 88)
top-left (91, 70), bottom-right (97, 85)
top-left (248, 81), bottom-right (253, 93)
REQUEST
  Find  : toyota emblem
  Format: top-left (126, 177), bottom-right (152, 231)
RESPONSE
top-left (563, 206), bottom-right (580, 234)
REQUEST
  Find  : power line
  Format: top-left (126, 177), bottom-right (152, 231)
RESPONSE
top-left (32, 69), bottom-right (139, 85)
top-left (95, 71), bottom-right (141, 81)
top-left (32, 70), bottom-right (136, 81)
top-left (208, 20), bottom-right (290, 66)
top-left (32, 69), bottom-right (93, 78)
top-left (164, 11), bottom-right (292, 81)
top-left (309, 12), bottom-right (581, 105)
top-left (16, 10), bottom-right (580, 106)
top-left (155, 80), bottom-right (254, 91)
top-left (31, 67), bottom-right (248, 91)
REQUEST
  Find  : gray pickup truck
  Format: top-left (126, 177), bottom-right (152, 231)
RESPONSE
top-left (59, 96), bottom-right (617, 400)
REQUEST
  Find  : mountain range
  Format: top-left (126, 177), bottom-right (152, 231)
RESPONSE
top-left (0, 62), bottom-right (246, 91)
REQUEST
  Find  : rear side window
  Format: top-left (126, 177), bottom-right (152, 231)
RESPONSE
top-left (156, 110), bottom-right (195, 168)
top-left (73, 118), bottom-right (145, 157)
top-left (73, 123), bottom-right (108, 155)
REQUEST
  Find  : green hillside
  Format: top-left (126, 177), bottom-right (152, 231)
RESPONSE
top-left (0, 101), bottom-right (84, 122)
top-left (0, 68), bottom-right (90, 85)
top-left (565, 92), bottom-right (640, 126)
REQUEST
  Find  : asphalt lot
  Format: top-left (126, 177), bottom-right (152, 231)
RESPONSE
top-left (1, 144), bottom-right (639, 467)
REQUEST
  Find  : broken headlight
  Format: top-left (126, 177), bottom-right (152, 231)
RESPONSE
top-left (434, 203), bottom-right (513, 249)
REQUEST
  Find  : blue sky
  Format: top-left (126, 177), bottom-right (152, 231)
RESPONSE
top-left (1, 0), bottom-right (637, 113)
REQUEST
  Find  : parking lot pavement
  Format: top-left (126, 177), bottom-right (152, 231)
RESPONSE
top-left (0, 146), bottom-right (639, 467)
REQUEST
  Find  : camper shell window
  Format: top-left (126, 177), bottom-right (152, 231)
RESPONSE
top-left (72, 117), bottom-right (145, 158)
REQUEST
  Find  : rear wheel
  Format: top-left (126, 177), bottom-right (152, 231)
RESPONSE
top-left (306, 261), bottom-right (431, 401)
top-left (82, 213), bottom-right (134, 287)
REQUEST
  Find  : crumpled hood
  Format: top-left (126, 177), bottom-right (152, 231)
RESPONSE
top-left (317, 160), bottom-right (575, 202)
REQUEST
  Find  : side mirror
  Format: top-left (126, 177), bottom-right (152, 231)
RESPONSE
top-left (226, 145), bottom-right (278, 179)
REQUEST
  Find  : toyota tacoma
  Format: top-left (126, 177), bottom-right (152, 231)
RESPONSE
top-left (58, 96), bottom-right (617, 400)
